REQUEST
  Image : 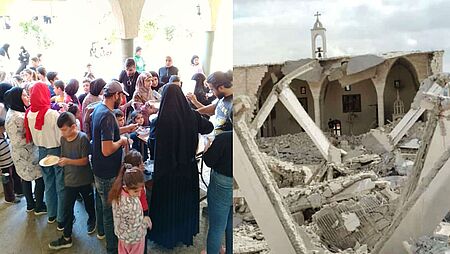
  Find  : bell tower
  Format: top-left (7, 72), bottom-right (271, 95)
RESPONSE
top-left (311, 12), bottom-right (327, 59)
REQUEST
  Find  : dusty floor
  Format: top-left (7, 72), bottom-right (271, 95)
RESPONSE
top-left (0, 162), bottom-right (213, 254)
top-left (0, 195), bottom-right (209, 254)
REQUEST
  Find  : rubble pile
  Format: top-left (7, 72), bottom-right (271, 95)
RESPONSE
top-left (262, 153), bottom-right (307, 188)
top-left (239, 104), bottom-right (429, 253)
top-left (283, 172), bottom-right (382, 213)
top-left (312, 192), bottom-right (396, 251)
top-left (257, 133), bottom-right (325, 165)
top-left (233, 223), bottom-right (270, 254)
top-left (409, 235), bottom-right (450, 254)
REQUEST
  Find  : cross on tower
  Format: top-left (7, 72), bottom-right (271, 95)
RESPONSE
top-left (314, 11), bottom-right (321, 21)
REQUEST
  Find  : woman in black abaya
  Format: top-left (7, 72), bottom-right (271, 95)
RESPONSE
top-left (149, 84), bottom-right (213, 249)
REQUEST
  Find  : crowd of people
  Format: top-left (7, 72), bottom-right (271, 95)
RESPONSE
top-left (0, 44), bottom-right (233, 254)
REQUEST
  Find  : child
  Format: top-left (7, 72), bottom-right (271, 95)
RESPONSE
top-left (67, 103), bottom-right (81, 130)
top-left (52, 80), bottom-right (65, 103)
top-left (108, 163), bottom-right (151, 254)
top-left (129, 110), bottom-right (149, 162)
top-left (51, 80), bottom-right (67, 112)
top-left (121, 150), bottom-right (150, 253)
top-left (114, 109), bottom-right (131, 155)
top-left (48, 112), bottom-right (96, 250)
top-left (78, 79), bottom-right (90, 105)
top-left (0, 117), bottom-right (21, 204)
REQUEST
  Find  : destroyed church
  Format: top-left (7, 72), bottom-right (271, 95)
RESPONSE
top-left (233, 14), bottom-right (450, 254)
top-left (234, 15), bottom-right (444, 136)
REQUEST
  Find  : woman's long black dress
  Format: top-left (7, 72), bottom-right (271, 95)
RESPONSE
top-left (149, 84), bottom-right (213, 249)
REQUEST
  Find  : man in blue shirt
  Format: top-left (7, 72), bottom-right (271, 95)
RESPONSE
top-left (91, 80), bottom-right (130, 254)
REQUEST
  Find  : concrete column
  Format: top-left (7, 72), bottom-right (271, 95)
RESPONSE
top-left (312, 93), bottom-right (321, 128)
top-left (121, 38), bottom-right (134, 63)
top-left (202, 31), bottom-right (215, 76)
top-left (377, 94), bottom-right (384, 127)
top-left (108, 0), bottom-right (145, 63)
top-left (372, 76), bottom-right (386, 127)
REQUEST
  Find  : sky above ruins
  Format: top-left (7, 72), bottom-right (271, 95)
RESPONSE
top-left (234, 0), bottom-right (450, 71)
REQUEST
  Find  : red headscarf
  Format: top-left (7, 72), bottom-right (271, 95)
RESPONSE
top-left (24, 82), bottom-right (51, 143)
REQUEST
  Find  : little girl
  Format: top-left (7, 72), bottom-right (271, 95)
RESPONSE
top-left (109, 163), bottom-right (151, 254)
top-left (121, 150), bottom-right (151, 253)
top-left (67, 103), bottom-right (81, 130)
top-left (129, 110), bottom-right (149, 162)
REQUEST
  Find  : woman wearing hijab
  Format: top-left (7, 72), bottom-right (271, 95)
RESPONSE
top-left (5, 87), bottom-right (46, 214)
top-left (0, 82), bottom-right (13, 119)
top-left (81, 78), bottom-right (106, 135)
top-left (132, 72), bottom-right (159, 126)
top-left (149, 84), bottom-right (213, 249)
top-left (25, 82), bottom-right (65, 228)
top-left (64, 79), bottom-right (80, 105)
top-left (191, 73), bottom-right (216, 109)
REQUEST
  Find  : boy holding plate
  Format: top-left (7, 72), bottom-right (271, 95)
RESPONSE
top-left (48, 112), bottom-right (96, 250)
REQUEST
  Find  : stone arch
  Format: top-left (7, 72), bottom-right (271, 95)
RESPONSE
top-left (321, 79), bottom-right (378, 135)
top-left (256, 68), bottom-right (281, 137)
top-left (383, 57), bottom-right (420, 123)
top-left (257, 75), bottom-right (315, 137)
top-left (313, 34), bottom-right (324, 48)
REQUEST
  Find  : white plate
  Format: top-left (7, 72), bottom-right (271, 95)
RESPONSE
top-left (39, 155), bottom-right (60, 167)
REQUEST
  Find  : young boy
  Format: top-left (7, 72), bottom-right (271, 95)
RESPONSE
top-left (52, 80), bottom-right (65, 103)
top-left (46, 71), bottom-right (58, 97)
top-left (49, 112), bottom-right (96, 250)
top-left (0, 118), bottom-right (21, 204)
top-left (114, 109), bottom-right (131, 154)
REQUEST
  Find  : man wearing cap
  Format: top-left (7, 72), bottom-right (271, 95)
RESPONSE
top-left (134, 46), bottom-right (146, 73)
top-left (91, 80), bottom-right (134, 254)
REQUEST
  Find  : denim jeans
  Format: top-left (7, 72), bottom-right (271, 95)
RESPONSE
top-left (95, 187), bottom-right (105, 235)
top-left (207, 170), bottom-right (233, 254)
top-left (39, 146), bottom-right (65, 223)
top-left (95, 175), bottom-right (117, 254)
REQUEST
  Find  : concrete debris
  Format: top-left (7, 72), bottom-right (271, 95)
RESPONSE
top-left (312, 193), bottom-right (395, 251)
top-left (262, 153), bottom-right (307, 188)
top-left (409, 235), bottom-right (450, 254)
top-left (233, 222), bottom-right (270, 254)
top-left (342, 212), bottom-right (361, 232)
top-left (399, 138), bottom-right (421, 150)
top-left (361, 129), bottom-right (393, 154)
top-left (345, 154), bottom-right (382, 165)
top-left (283, 172), bottom-right (382, 214)
top-left (436, 222), bottom-right (450, 237)
top-left (257, 133), bottom-right (325, 165)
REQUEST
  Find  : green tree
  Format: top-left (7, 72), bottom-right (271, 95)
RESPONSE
top-left (141, 20), bottom-right (158, 42)
top-left (19, 20), bottom-right (53, 49)
top-left (164, 25), bottom-right (176, 42)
